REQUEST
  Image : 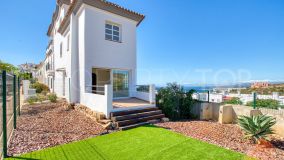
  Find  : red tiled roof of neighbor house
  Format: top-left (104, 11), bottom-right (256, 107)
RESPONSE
top-left (251, 82), bottom-right (269, 88)
top-left (48, 0), bottom-right (145, 36)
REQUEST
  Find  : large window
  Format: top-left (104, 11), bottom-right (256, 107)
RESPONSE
top-left (105, 23), bottom-right (121, 42)
top-left (113, 70), bottom-right (129, 98)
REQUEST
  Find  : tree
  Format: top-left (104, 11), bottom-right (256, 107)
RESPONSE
top-left (0, 60), bottom-right (19, 74)
top-left (156, 82), bottom-right (196, 120)
top-left (0, 60), bottom-right (31, 79)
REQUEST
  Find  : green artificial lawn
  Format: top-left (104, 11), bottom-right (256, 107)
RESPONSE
top-left (7, 125), bottom-right (251, 160)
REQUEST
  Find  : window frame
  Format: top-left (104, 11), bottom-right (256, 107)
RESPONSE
top-left (105, 22), bottom-right (121, 43)
top-left (60, 42), bottom-right (63, 58)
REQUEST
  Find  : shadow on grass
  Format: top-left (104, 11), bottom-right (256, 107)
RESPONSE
top-left (139, 124), bottom-right (172, 130)
top-left (6, 157), bottom-right (40, 160)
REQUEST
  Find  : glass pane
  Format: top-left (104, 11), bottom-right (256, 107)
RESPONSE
top-left (113, 25), bottom-right (119, 31)
top-left (105, 29), bottom-right (112, 34)
top-left (105, 34), bottom-right (112, 40)
top-left (113, 36), bottom-right (119, 41)
top-left (105, 24), bottom-right (112, 29)
top-left (113, 31), bottom-right (119, 36)
top-left (113, 70), bottom-right (129, 98)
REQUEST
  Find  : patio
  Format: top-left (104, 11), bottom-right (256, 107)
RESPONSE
top-left (113, 98), bottom-right (155, 109)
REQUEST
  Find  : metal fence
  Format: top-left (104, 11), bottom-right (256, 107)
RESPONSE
top-left (0, 71), bottom-right (21, 158)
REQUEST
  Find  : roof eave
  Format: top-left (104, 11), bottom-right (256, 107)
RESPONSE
top-left (57, 0), bottom-right (145, 35)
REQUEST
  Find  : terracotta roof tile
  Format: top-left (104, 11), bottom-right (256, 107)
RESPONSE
top-left (49, 0), bottom-right (145, 36)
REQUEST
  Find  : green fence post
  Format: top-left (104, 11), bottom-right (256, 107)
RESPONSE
top-left (18, 76), bottom-right (20, 116)
top-left (2, 71), bottom-right (8, 158)
top-left (13, 75), bottom-right (17, 129)
top-left (253, 92), bottom-right (257, 109)
top-left (207, 91), bottom-right (210, 103)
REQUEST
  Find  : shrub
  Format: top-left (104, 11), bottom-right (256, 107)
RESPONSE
top-left (41, 90), bottom-right (48, 96)
top-left (223, 97), bottom-right (243, 105)
top-left (30, 78), bottom-right (37, 84)
top-left (48, 93), bottom-right (57, 103)
top-left (156, 83), bottom-right (196, 120)
top-left (247, 99), bottom-right (280, 109)
top-left (26, 96), bottom-right (38, 105)
top-left (31, 82), bottom-right (50, 94)
top-left (238, 115), bottom-right (276, 143)
top-left (37, 94), bottom-right (47, 103)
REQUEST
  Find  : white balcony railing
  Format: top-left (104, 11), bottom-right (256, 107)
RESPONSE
top-left (85, 85), bottom-right (106, 95)
top-left (135, 84), bottom-right (156, 104)
top-left (82, 84), bottom-right (113, 118)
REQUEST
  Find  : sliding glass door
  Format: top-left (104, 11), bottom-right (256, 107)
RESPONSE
top-left (113, 70), bottom-right (129, 98)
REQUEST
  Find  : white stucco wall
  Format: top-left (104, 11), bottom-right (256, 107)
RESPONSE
top-left (81, 5), bottom-right (137, 96)
top-left (51, 4), bottom-right (71, 100)
top-left (46, 3), bottom-right (141, 109)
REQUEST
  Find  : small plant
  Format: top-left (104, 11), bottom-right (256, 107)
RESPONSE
top-left (247, 99), bottom-right (280, 109)
top-left (41, 90), bottom-right (48, 96)
top-left (26, 96), bottom-right (38, 105)
top-left (37, 94), bottom-right (46, 103)
top-left (223, 97), bottom-right (243, 105)
top-left (238, 115), bottom-right (276, 143)
top-left (48, 93), bottom-right (57, 103)
top-left (30, 82), bottom-right (50, 94)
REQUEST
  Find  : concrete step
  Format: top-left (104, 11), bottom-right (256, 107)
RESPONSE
top-left (110, 107), bottom-right (158, 117)
top-left (98, 119), bottom-right (112, 124)
top-left (116, 114), bottom-right (165, 127)
top-left (111, 110), bottom-right (163, 121)
top-left (119, 122), bottom-right (150, 131)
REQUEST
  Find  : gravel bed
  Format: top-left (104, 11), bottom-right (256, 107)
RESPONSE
top-left (8, 101), bottom-right (106, 156)
top-left (156, 121), bottom-right (284, 160)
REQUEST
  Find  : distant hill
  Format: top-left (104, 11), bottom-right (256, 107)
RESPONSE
top-left (230, 83), bottom-right (284, 95)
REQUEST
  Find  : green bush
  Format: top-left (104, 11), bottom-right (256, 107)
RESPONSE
top-left (31, 82), bottom-right (50, 94)
top-left (26, 96), bottom-right (38, 105)
top-left (247, 99), bottom-right (280, 109)
top-left (48, 93), bottom-right (57, 103)
top-left (37, 94), bottom-right (47, 103)
top-left (41, 90), bottom-right (48, 96)
top-left (156, 83), bottom-right (196, 120)
top-left (238, 115), bottom-right (276, 143)
top-left (223, 97), bottom-right (243, 105)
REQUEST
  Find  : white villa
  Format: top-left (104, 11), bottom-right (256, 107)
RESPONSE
top-left (36, 0), bottom-right (161, 122)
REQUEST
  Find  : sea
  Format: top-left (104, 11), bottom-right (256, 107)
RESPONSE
top-left (156, 86), bottom-right (215, 92)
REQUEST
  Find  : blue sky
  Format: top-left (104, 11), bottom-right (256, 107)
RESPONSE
top-left (1, 0), bottom-right (284, 85)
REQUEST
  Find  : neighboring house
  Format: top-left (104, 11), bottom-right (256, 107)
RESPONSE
top-left (35, 62), bottom-right (45, 83)
top-left (251, 82), bottom-right (269, 88)
top-left (39, 0), bottom-right (158, 119)
top-left (18, 63), bottom-right (37, 78)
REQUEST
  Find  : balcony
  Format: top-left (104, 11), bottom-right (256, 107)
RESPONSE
top-left (46, 39), bottom-right (54, 55)
top-left (45, 63), bottom-right (55, 76)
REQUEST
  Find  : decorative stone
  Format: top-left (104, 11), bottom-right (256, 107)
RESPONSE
top-left (74, 104), bottom-right (107, 122)
top-left (218, 105), bottom-right (233, 124)
top-left (161, 118), bottom-right (170, 122)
